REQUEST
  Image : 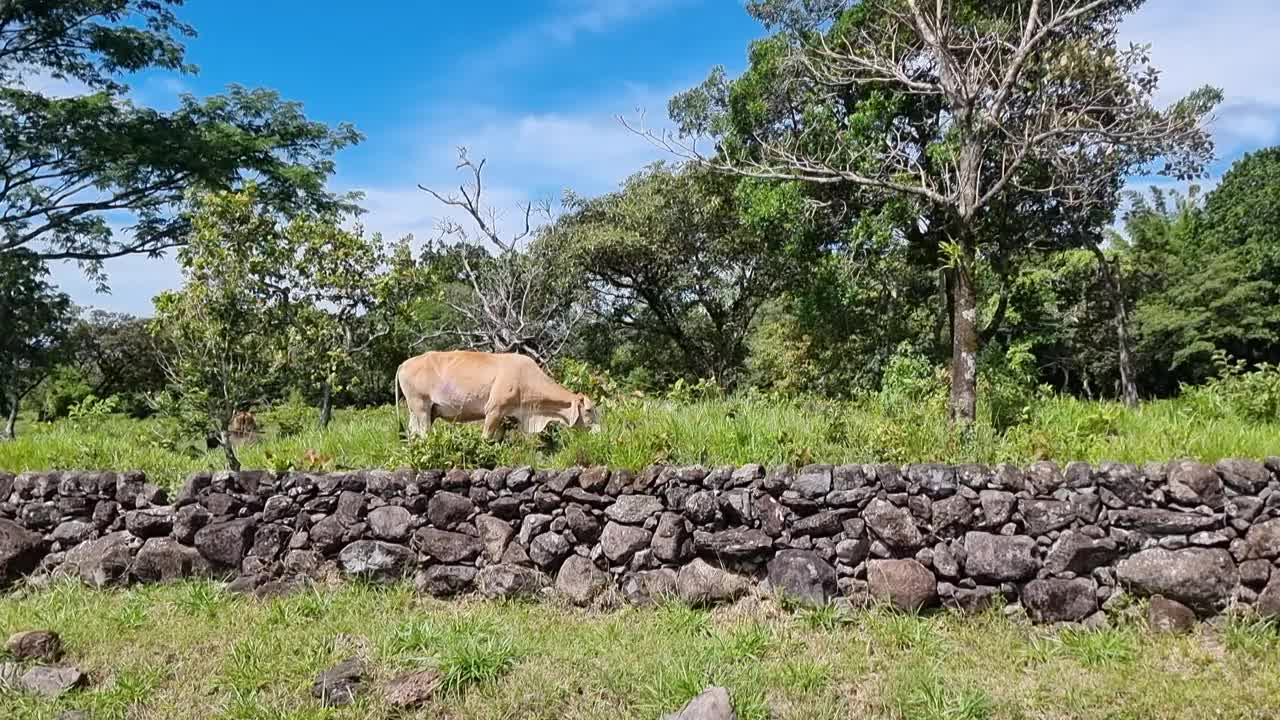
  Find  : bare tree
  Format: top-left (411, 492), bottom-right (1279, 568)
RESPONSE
top-left (629, 0), bottom-right (1218, 423)
top-left (418, 149), bottom-right (584, 365)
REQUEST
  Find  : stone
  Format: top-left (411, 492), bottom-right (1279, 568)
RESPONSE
top-left (978, 490), bottom-right (1015, 527)
top-left (124, 506), bottom-right (174, 538)
top-left (932, 543), bottom-right (960, 578)
top-left (677, 558), bottom-right (750, 606)
top-left (836, 537), bottom-right (871, 566)
top-left (605, 495), bottom-right (664, 524)
top-left (133, 537), bottom-right (210, 582)
top-left (1116, 548), bottom-right (1237, 614)
top-left (1239, 559), bottom-right (1271, 587)
top-left (651, 512), bottom-right (692, 563)
top-left (427, 491), bottom-right (474, 527)
top-left (930, 495), bottom-right (972, 537)
top-left (601, 522), bottom-right (653, 563)
top-left (414, 565), bottom-right (477, 597)
top-left (718, 489), bottom-right (755, 525)
top-left (194, 519), bottom-right (256, 569)
top-left (556, 555), bottom-right (612, 606)
top-left (529, 532), bottom-right (573, 569)
top-left (863, 499), bottom-right (924, 552)
top-left (1258, 575), bottom-right (1280, 619)
top-left (384, 669), bottom-right (442, 709)
top-left (1026, 462), bottom-right (1066, 494)
top-left (693, 528), bottom-right (772, 559)
top-left (1147, 595), bottom-right (1197, 633)
top-left (1021, 578), bottom-right (1097, 623)
top-left (92, 500), bottom-right (119, 529)
top-left (20, 665), bottom-right (86, 697)
top-left (251, 523), bottom-right (292, 561)
top-left (476, 564), bottom-right (549, 598)
top-left (792, 510), bottom-right (843, 538)
top-left (308, 515), bottom-right (348, 554)
top-left (624, 568), bottom-right (679, 605)
top-left (6, 630), bottom-right (62, 662)
top-left (63, 531), bottom-right (134, 587)
top-left (1018, 499), bottom-right (1074, 535)
top-left (1244, 518), bottom-right (1280, 559)
top-left (172, 504), bottom-right (210, 544)
top-left (767, 550), bottom-right (836, 606)
top-left (517, 514), bottom-right (553, 546)
top-left (867, 559), bottom-right (936, 611)
top-left (908, 463), bottom-right (957, 498)
top-left (415, 528), bottom-right (481, 563)
top-left (793, 465), bottom-right (832, 498)
top-left (311, 658), bottom-right (363, 707)
top-left (663, 686), bottom-right (737, 720)
top-left (0, 519), bottom-right (45, 585)
top-left (476, 514), bottom-right (514, 562)
top-left (1095, 462), bottom-right (1145, 504)
top-left (564, 506), bottom-right (601, 543)
top-left (367, 506), bottom-right (413, 542)
top-left (964, 532), bottom-right (1038, 582)
top-left (338, 540), bottom-right (413, 582)
top-left (1110, 509), bottom-right (1217, 535)
top-left (1215, 458), bottom-right (1270, 494)
top-left (1043, 531), bottom-right (1120, 575)
top-left (579, 466), bottom-right (610, 492)
top-left (1166, 461), bottom-right (1225, 508)
top-left (755, 494), bottom-right (786, 537)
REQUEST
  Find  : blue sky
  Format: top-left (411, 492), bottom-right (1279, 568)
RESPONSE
top-left (46, 0), bottom-right (1280, 314)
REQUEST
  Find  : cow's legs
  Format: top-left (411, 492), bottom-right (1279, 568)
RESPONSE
top-left (407, 398), bottom-right (433, 438)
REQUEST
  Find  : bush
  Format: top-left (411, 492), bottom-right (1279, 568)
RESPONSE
top-left (259, 390), bottom-right (314, 438)
top-left (389, 422), bottom-right (505, 469)
top-left (980, 342), bottom-right (1043, 433)
top-left (1180, 351), bottom-right (1280, 421)
top-left (879, 345), bottom-right (947, 415)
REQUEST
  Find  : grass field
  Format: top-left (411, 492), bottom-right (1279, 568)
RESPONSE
top-left (1, 395), bottom-right (1278, 491)
top-left (2, 580), bottom-right (1279, 719)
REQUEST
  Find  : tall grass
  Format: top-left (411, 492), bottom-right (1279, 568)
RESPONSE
top-left (1, 393), bottom-right (1276, 490)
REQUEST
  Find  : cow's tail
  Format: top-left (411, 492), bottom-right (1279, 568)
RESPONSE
top-left (393, 364), bottom-right (404, 442)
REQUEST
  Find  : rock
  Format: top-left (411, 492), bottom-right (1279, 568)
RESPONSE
top-left (63, 531), bottom-right (134, 587)
top-left (564, 506), bottom-right (601, 543)
top-left (908, 463), bottom-right (957, 498)
top-left (767, 550), bottom-right (836, 606)
top-left (124, 506), bottom-right (174, 538)
top-left (792, 510), bottom-right (843, 538)
top-left (6, 630), bottom-right (62, 662)
top-left (793, 465), bottom-right (832, 499)
top-left (1215, 459), bottom-right (1270, 494)
top-left (605, 495), bottom-right (664, 524)
top-left (1110, 509), bottom-right (1217, 535)
top-left (367, 506), bottom-right (413, 542)
top-left (556, 555), bottom-right (612, 606)
top-left (0, 519), bottom-right (44, 586)
top-left (1116, 548), bottom-right (1237, 614)
top-left (426, 491), bottom-right (473, 528)
top-left (133, 537), bottom-right (211, 582)
top-left (677, 559), bottom-right (750, 606)
top-left (1026, 462), bottom-right (1066, 494)
top-left (930, 495), bottom-right (972, 537)
top-left (476, 514), bottom-right (514, 562)
top-left (1239, 559), bottom-right (1272, 587)
top-left (692, 528), bottom-right (772, 559)
top-left (1257, 575), bottom-right (1280, 619)
top-left (663, 686), bottom-right (737, 720)
top-left (754, 494), bottom-right (786, 537)
top-left (836, 537), bottom-right (871, 566)
top-left (311, 658), bottom-right (363, 707)
top-left (20, 665), bottom-right (86, 697)
top-left (50, 521), bottom-right (95, 545)
top-left (601, 522), bottom-right (653, 563)
top-left (1166, 461), bottom-right (1225, 508)
top-left (718, 490), bottom-right (755, 525)
top-left (529, 532), bottom-right (573, 569)
top-left (308, 515), bottom-right (348, 554)
top-left (1147, 595), bottom-right (1197, 633)
top-left (194, 519), bottom-right (256, 569)
top-left (623, 568), bottom-right (679, 605)
top-left (682, 491), bottom-right (718, 525)
top-left (952, 586), bottom-right (1002, 613)
top-left (384, 669), bottom-right (442, 709)
top-left (863, 499), bottom-right (924, 552)
top-left (338, 540), bottom-right (413, 582)
top-left (978, 490), bottom-right (1015, 527)
top-left (964, 532), bottom-right (1038, 582)
top-left (1021, 578), bottom-right (1097, 623)
top-left (1244, 518), bottom-right (1280, 559)
top-left (172, 504), bottom-right (210, 544)
top-left (1043, 531), bottom-right (1120, 575)
top-left (476, 564), bottom-right (549, 599)
top-left (866, 559), bottom-right (937, 612)
top-left (1019, 499), bottom-right (1074, 535)
top-left (517, 514), bottom-right (553, 547)
top-left (414, 528), bottom-right (481, 563)
top-left (251, 523), bottom-right (292, 562)
top-left (414, 565), bottom-right (477, 597)
top-left (651, 512), bottom-right (692, 563)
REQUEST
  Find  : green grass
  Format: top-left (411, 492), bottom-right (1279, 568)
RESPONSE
top-left (2, 393), bottom-right (1278, 490)
top-left (2, 581), bottom-right (1279, 719)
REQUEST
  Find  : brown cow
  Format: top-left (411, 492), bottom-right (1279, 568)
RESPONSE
top-left (394, 351), bottom-right (601, 440)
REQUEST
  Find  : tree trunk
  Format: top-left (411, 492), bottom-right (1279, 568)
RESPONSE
top-left (220, 430), bottom-right (241, 472)
top-left (1090, 245), bottom-right (1139, 408)
top-left (2, 397), bottom-right (17, 440)
top-left (948, 258), bottom-right (979, 425)
top-left (319, 380), bottom-right (333, 429)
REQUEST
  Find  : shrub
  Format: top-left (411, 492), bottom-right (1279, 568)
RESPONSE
top-left (260, 390), bottom-right (314, 438)
top-left (1180, 351), bottom-right (1280, 421)
top-left (389, 422), bottom-right (505, 469)
top-left (879, 345), bottom-right (947, 415)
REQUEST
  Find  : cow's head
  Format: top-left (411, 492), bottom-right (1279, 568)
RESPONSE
top-left (571, 394), bottom-right (602, 433)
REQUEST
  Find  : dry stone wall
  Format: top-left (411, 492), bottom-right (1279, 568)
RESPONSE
top-left (3, 459), bottom-right (1280, 623)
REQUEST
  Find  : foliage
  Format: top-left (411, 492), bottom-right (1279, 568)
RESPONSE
top-left (389, 422), bottom-right (505, 470)
top-left (0, 249), bottom-right (74, 437)
top-left (1180, 352), bottom-right (1280, 422)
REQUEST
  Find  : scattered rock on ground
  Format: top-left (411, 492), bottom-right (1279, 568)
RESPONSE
top-left (20, 665), bottom-right (86, 697)
top-left (384, 668), bottom-right (442, 709)
top-left (1148, 595), bottom-right (1197, 633)
top-left (311, 658), bottom-right (363, 707)
top-left (663, 686), bottom-right (737, 720)
top-left (6, 630), bottom-right (62, 662)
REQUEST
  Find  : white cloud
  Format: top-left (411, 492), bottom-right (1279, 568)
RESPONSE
top-left (485, 0), bottom-right (685, 67)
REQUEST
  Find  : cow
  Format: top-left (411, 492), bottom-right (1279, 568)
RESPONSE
top-left (394, 350), bottom-right (601, 440)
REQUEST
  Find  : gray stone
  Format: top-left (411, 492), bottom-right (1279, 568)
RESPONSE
top-left (414, 565), bottom-right (477, 596)
top-left (476, 564), bottom-right (549, 598)
top-left (932, 543), bottom-right (960, 578)
top-left (1147, 595), bottom-right (1197, 633)
top-left (1239, 559), bottom-right (1271, 587)
top-left (1021, 578), bottom-right (1097, 623)
top-left (1110, 508), bottom-right (1217, 535)
top-left (529, 532), bottom-right (573, 569)
top-left (476, 514), bottom-right (514, 562)
top-left (755, 494), bottom-right (786, 537)
top-left (964, 532), bottom-right (1038, 582)
top-left (124, 506), bottom-right (174, 538)
top-left (194, 519), bottom-right (256, 569)
top-left (172, 504), bottom-right (210, 544)
top-left (63, 531), bottom-right (134, 587)
top-left (978, 490), bottom-right (1016, 527)
top-left (718, 489), bottom-right (755, 525)
top-left (414, 528), bottom-right (481, 563)
top-left (133, 537), bottom-right (210, 582)
top-left (338, 540), bottom-right (413, 582)
top-left (20, 665), bottom-right (86, 697)
top-left (693, 528), bottom-right (773, 559)
top-left (1116, 548), bottom-right (1237, 614)
top-left (427, 491), bottom-right (473, 527)
top-left (677, 558), bottom-right (749, 606)
top-left (623, 568), bottom-right (679, 606)
top-left (1019, 498), bottom-right (1074, 535)
top-left (367, 506), bottom-right (413, 542)
top-left (517, 514), bottom-right (553, 546)
top-left (867, 559), bottom-right (936, 611)
top-left (931, 495), bottom-right (973, 537)
top-left (835, 537), bottom-right (870, 566)
top-left (1095, 462), bottom-right (1145, 504)
top-left (793, 465), bottom-right (832, 498)
top-left (1244, 518), bottom-right (1280, 559)
top-left (556, 555), bottom-right (612, 605)
top-left (651, 512), bottom-right (692, 563)
top-left (606, 495), bottom-right (664, 524)
top-left (384, 669), bottom-right (442, 709)
top-left (1215, 458), bottom-right (1270, 494)
top-left (0, 519), bottom-right (44, 586)
top-left (767, 550), bottom-right (836, 606)
top-left (863, 499), bottom-right (924, 552)
top-left (251, 523), bottom-right (292, 561)
top-left (792, 510), bottom-right (843, 538)
top-left (6, 630), bottom-right (62, 662)
top-left (908, 463), bottom-right (957, 498)
top-left (564, 506), bottom-right (600, 543)
top-left (1166, 461), bottom-right (1225, 508)
top-left (602, 522), bottom-right (652, 563)
top-left (311, 658), bottom-right (363, 707)
top-left (50, 521), bottom-right (95, 545)
top-left (684, 491), bottom-right (718, 525)
top-left (1043, 531), bottom-right (1120, 575)
top-left (663, 686), bottom-right (737, 720)
top-left (1026, 462), bottom-right (1066, 494)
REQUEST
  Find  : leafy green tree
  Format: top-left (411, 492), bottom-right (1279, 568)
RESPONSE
top-left (63, 310), bottom-right (168, 416)
top-left (0, 0), bottom-right (360, 282)
top-left (0, 250), bottom-right (74, 438)
top-left (648, 0), bottom-right (1219, 423)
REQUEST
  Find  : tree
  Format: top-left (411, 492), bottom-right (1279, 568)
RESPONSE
top-left (0, 0), bottom-right (360, 282)
top-left (0, 250), bottom-right (74, 438)
top-left (418, 149), bottom-right (585, 364)
top-left (557, 163), bottom-right (821, 386)
top-left (639, 0), bottom-right (1219, 423)
top-left (64, 310), bottom-right (168, 415)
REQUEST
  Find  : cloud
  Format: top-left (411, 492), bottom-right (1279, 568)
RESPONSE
top-left (476, 0), bottom-right (687, 71)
